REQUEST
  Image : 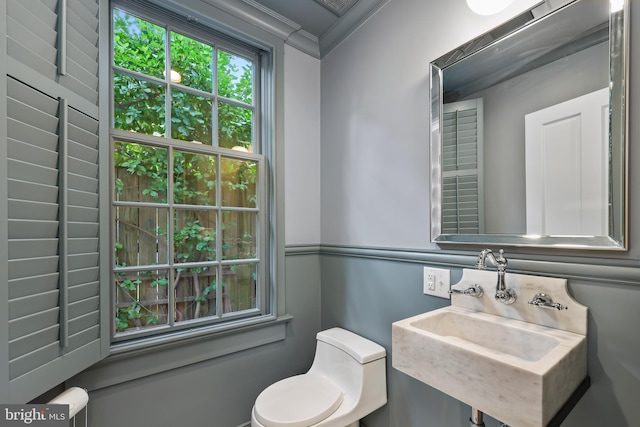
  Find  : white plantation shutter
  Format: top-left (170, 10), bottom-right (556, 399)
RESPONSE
top-left (441, 99), bottom-right (484, 234)
top-left (2, 0), bottom-right (107, 403)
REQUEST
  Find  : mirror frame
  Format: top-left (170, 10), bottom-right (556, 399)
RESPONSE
top-left (429, 0), bottom-right (629, 250)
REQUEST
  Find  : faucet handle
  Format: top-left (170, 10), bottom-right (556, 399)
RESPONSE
top-left (449, 283), bottom-right (484, 297)
top-left (496, 249), bottom-right (507, 268)
top-left (528, 293), bottom-right (568, 311)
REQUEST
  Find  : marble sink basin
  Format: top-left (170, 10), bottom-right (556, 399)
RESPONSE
top-left (410, 307), bottom-right (561, 362)
top-left (392, 305), bottom-right (587, 427)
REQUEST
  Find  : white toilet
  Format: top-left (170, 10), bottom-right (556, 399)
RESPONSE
top-left (251, 327), bottom-right (387, 427)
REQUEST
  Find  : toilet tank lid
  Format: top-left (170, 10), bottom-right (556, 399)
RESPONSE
top-left (317, 328), bottom-right (386, 363)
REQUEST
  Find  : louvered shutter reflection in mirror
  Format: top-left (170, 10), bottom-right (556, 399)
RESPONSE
top-left (441, 99), bottom-right (483, 234)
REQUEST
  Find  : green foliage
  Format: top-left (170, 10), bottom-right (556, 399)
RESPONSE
top-left (120, 278), bottom-right (142, 291)
top-left (112, 9), bottom-right (254, 146)
top-left (115, 271), bottom-right (166, 331)
top-left (113, 73), bottom-right (166, 136)
top-left (113, 10), bottom-right (167, 137)
top-left (175, 220), bottom-right (216, 263)
top-left (112, 8), bottom-right (259, 332)
top-left (173, 151), bottom-right (217, 205)
top-left (114, 142), bottom-right (169, 202)
top-left (113, 10), bottom-right (165, 77)
top-left (195, 279), bottom-right (218, 303)
top-left (115, 302), bottom-right (160, 331)
top-left (170, 31), bottom-right (213, 92)
top-left (217, 50), bottom-right (253, 148)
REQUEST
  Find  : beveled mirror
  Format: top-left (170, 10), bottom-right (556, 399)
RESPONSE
top-left (430, 0), bottom-right (629, 250)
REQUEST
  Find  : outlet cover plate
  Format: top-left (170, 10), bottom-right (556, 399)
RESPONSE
top-left (423, 267), bottom-right (451, 299)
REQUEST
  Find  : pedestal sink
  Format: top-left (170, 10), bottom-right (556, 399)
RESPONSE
top-left (392, 269), bottom-right (588, 427)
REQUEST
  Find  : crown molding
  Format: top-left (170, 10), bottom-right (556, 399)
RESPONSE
top-left (208, 0), bottom-right (390, 58)
top-left (196, 0), bottom-right (320, 57)
top-left (152, 0), bottom-right (387, 58)
top-left (318, 0), bottom-right (389, 57)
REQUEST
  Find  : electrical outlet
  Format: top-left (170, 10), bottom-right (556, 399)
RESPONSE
top-left (423, 267), bottom-right (451, 299)
top-left (425, 273), bottom-right (436, 290)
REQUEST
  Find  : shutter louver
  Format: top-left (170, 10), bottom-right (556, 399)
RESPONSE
top-left (442, 109), bottom-right (478, 172)
top-left (65, 105), bottom-right (101, 350)
top-left (6, 0), bottom-right (100, 107)
top-left (6, 76), bottom-right (102, 402)
top-left (442, 175), bottom-right (480, 234)
top-left (441, 100), bottom-right (483, 234)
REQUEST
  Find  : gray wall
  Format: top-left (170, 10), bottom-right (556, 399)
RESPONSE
top-left (83, 251), bottom-right (321, 427)
top-left (49, 1), bottom-right (640, 426)
top-left (320, 252), bottom-right (640, 427)
top-left (319, 0), bottom-right (640, 426)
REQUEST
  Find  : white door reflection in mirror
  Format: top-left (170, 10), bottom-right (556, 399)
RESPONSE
top-left (525, 87), bottom-right (608, 236)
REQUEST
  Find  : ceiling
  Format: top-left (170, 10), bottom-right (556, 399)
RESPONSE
top-left (251, 0), bottom-right (347, 37)
top-left (249, 0), bottom-right (387, 56)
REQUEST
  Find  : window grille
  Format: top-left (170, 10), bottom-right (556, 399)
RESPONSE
top-left (111, 1), bottom-right (270, 341)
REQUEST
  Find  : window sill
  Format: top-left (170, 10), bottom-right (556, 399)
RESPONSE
top-left (68, 315), bottom-right (292, 391)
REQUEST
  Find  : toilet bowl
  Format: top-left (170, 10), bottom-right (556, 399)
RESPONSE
top-left (251, 328), bottom-right (387, 427)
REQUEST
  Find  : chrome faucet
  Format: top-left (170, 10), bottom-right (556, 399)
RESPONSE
top-left (476, 249), bottom-right (516, 304)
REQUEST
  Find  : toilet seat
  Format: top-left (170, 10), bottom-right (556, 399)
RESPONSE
top-left (254, 374), bottom-right (343, 427)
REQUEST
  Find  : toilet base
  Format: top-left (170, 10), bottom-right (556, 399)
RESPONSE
top-left (251, 407), bottom-right (361, 427)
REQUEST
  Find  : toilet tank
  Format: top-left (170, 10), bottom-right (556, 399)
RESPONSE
top-left (315, 328), bottom-right (386, 364)
top-left (310, 328), bottom-right (387, 412)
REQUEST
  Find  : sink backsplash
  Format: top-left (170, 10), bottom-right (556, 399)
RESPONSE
top-left (451, 269), bottom-right (587, 335)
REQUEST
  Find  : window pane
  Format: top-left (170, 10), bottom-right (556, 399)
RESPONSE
top-left (171, 88), bottom-right (213, 144)
top-left (171, 31), bottom-right (213, 92)
top-left (222, 211), bottom-right (257, 260)
top-left (114, 142), bottom-right (168, 203)
top-left (173, 151), bottom-right (217, 206)
top-left (111, 4), bottom-right (266, 339)
top-left (222, 264), bottom-right (257, 314)
top-left (113, 9), bottom-right (166, 79)
top-left (218, 102), bottom-right (252, 150)
top-left (174, 267), bottom-right (217, 322)
top-left (218, 50), bottom-right (253, 104)
top-left (114, 206), bottom-right (169, 267)
top-left (174, 209), bottom-right (217, 264)
top-left (115, 269), bottom-right (169, 332)
top-left (113, 73), bottom-right (166, 136)
top-left (220, 157), bottom-right (257, 207)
